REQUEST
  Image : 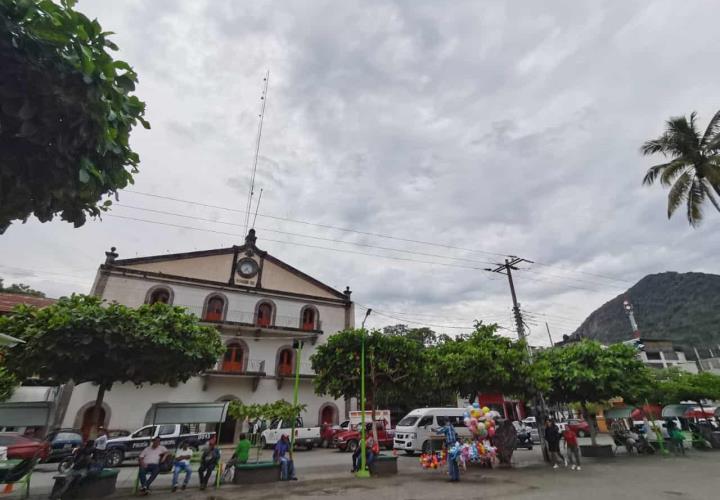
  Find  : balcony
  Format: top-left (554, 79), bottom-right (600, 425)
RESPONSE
top-left (179, 305), bottom-right (323, 342)
top-left (202, 359), bottom-right (266, 392)
top-left (275, 362), bottom-right (316, 389)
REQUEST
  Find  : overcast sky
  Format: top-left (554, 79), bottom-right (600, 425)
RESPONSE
top-left (3, 0), bottom-right (720, 343)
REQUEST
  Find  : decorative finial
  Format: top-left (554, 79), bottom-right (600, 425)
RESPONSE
top-left (245, 229), bottom-right (257, 247)
top-left (344, 286), bottom-right (352, 298)
top-left (105, 246), bottom-right (119, 264)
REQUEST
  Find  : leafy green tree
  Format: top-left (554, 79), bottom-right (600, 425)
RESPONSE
top-left (0, 366), bottom-right (18, 402)
top-left (0, 278), bottom-right (45, 297)
top-left (428, 322), bottom-right (542, 402)
top-left (647, 368), bottom-right (720, 407)
top-left (537, 340), bottom-right (652, 446)
top-left (311, 329), bottom-right (425, 437)
top-left (641, 111), bottom-right (720, 227)
top-left (0, 294), bottom-right (223, 434)
top-left (383, 324), bottom-right (438, 346)
top-left (0, 0), bottom-right (149, 233)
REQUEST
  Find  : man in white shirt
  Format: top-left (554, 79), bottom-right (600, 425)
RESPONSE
top-left (94, 427), bottom-right (108, 466)
top-left (138, 438), bottom-right (168, 495)
top-left (171, 442), bottom-right (193, 492)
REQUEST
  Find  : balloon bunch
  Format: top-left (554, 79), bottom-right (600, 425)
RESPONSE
top-left (419, 450), bottom-right (447, 470)
top-left (463, 403), bottom-right (501, 439)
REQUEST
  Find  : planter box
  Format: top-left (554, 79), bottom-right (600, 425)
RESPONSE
top-left (369, 455), bottom-right (398, 476)
top-left (50, 469), bottom-right (118, 499)
top-left (233, 461), bottom-right (281, 484)
top-left (580, 445), bottom-right (614, 458)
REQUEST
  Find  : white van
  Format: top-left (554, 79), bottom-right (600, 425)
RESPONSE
top-left (393, 407), bottom-right (471, 454)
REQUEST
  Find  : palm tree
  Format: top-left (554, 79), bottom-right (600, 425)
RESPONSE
top-left (641, 111), bottom-right (720, 227)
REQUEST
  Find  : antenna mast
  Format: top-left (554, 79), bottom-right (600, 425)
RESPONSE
top-left (243, 70), bottom-right (269, 234)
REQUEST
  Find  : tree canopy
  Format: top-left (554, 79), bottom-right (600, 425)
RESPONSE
top-left (647, 368), bottom-right (720, 406)
top-left (536, 339), bottom-right (652, 444)
top-left (0, 0), bottom-right (149, 233)
top-left (428, 322), bottom-right (541, 401)
top-left (0, 278), bottom-right (45, 297)
top-left (0, 294), bottom-right (223, 432)
top-left (228, 400), bottom-right (307, 424)
top-left (0, 366), bottom-right (17, 402)
top-left (641, 110), bottom-right (720, 227)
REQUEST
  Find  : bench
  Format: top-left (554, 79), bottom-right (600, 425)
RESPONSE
top-left (51, 468), bottom-right (118, 499)
top-left (232, 461), bottom-right (281, 484)
top-left (369, 454), bottom-right (398, 476)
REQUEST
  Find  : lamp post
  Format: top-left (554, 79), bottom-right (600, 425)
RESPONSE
top-left (289, 339), bottom-right (304, 459)
top-left (356, 308), bottom-right (372, 478)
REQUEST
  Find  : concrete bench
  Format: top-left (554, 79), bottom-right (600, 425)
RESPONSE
top-left (232, 461), bottom-right (281, 484)
top-left (369, 454), bottom-right (398, 476)
top-left (51, 468), bottom-right (118, 499)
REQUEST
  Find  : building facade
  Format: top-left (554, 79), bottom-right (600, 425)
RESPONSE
top-left (631, 338), bottom-right (698, 373)
top-left (59, 230), bottom-right (354, 442)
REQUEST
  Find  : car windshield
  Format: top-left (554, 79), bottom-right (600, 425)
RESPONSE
top-left (397, 416), bottom-right (419, 427)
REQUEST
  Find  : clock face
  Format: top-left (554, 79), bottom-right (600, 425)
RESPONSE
top-left (237, 258), bottom-right (259, 278)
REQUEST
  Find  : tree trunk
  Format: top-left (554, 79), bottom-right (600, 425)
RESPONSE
top-left (581, 402), bottom-right (598, 447)
top-left (369, 383), bottom-right (378, 443)
top-left (91, 385), bottom-right (106, 440)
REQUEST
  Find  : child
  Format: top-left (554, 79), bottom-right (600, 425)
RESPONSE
top-left (562, 426), bottom-right (581, 471)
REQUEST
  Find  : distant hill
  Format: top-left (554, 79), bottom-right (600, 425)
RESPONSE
top-left (571, 272), bottom-right (720, 351)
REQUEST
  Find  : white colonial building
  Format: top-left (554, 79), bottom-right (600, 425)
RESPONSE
top-left (58, 230), bottom-right (354, 443)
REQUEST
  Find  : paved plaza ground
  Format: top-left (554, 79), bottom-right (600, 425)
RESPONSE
top-left (9, 438), bottom-right (720, 499)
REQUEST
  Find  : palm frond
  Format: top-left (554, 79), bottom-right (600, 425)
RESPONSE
top-left (658, 159), bottom-right (690, 187)
top-left (702, 180), bottom-right (720, 213)
top-left (666, 115), bottom-right (701, 159)
top-left (686, 176), bottom-right (704, 227)
top-left (701, 110), bottom-right (720, 147)
top-left (666, 171), bottom-right (691, 219)
top-left (641, 134), bottom-right (672, 156)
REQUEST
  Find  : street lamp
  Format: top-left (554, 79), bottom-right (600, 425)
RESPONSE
top-left (356, 308), bottom-right (372, 478)
top-left (289, 339), bottom-right (304, 459)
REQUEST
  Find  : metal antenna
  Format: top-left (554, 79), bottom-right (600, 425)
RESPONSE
top-left (252, 188), bottom-right (264, 229)
top-left (243, 70), bottom-right (270, 234)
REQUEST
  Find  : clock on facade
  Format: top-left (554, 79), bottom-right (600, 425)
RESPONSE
top-left (236, 257), bottom-right (259, 278)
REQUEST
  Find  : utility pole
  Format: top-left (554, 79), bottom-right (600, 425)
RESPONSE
top-left (545, 322), bottom-right (554, 347)
top-left (485, 257), bottom-right (533, 342)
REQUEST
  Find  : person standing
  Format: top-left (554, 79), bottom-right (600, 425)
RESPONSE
top-left (273, 435), bottom-right (297, 480)
top-left (544, 420), bottom-right (564, 469)
top-left (171, 442), bottom-right (193, 492)
top-left (432, 420), bottom-right (459, 482)
top-left (562, 426), bottom-right (581, 471)
top-left (233, 433), bottom-right (252, 465)
top-left (138, 438), bottom-right (168, 495)
top-left (94, 427), bottom-right (108, 468)
top-left (198, 440), bottom-right (221, 490)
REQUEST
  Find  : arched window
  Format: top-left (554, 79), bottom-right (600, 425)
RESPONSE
top-left (222, 343), bottom-right (244, 373)
top-left (146, 286), bottom-right (173, 305)
top-left (277, 348), bottom-right (294, 377)
top-left (256, 302), bottom-right (273, 327)
top-left (204, 295), bottom-right (225, 322)
top-left (301, 306), bottom-right (318, 331)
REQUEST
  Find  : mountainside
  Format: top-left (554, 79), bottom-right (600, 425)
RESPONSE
top-left (572, 272), bottom-right (720, 349)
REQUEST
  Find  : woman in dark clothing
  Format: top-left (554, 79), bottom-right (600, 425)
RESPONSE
top-left (544, 420), bottom-right (565, 468)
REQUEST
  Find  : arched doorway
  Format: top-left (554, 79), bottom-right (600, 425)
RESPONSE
top-left (81, 406), bottom-right (106, 441)
top-left (318, 403), bottom-right (339, 426)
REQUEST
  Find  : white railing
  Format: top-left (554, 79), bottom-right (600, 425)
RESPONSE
top-left (211, 358), bottom-right (265, 374)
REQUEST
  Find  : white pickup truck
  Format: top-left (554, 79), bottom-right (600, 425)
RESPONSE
top-left (260, 418), bottom-right (321, 450)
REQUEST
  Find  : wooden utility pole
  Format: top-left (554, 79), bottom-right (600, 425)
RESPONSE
top-left (486, 257), bottom-right (533, 342)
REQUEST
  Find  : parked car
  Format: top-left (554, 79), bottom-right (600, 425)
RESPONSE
top-left (566, 419), bottom-right (591, 437)
top-left (394, 408), bottom-right (472, 455)
top-left (521, 417), bottom-right (541, 443)
top-left (105, 424), bottom-right (215, 467)
top-left (260, 418), bottom-right (321, 450)
top-left (0, 433), bottom-right (50, 461)
top-left (44, 429), bottom-right (82, 462)
top-left (334, 420), bottom-right (395, 452)
top-left (107, 429), bottom-right (130, 439)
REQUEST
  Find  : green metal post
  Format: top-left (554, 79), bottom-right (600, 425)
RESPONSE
top-left (356, 328), bottom-right (370, 478)
top-left (290, 341), bottom-right (303, 459)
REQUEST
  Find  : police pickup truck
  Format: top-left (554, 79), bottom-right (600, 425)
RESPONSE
top-left (105, 424), bottom-right (214, 466)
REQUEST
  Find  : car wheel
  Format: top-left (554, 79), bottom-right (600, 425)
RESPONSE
top-left (57, 457), bottom-right (73, 474)
top-left (404, 450), bottom-right (416, 456)
top-left (306, 443), bottom-right (314, 451)
top-left (106, 449), bottom-right (124, 467)
top-left (422, 440), bottom-right (433, 454)
top-left (578, 431), bottom-right (587, 438)
top-left (347, 440), bottom-right (359, 453)
top-left (260, 437), bottom-right (268, 449)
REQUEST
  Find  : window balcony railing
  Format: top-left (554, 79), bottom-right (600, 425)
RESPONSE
top-left (178, 305), bottom-right (322, 333)
top-left (210, 358), bottom-right (265, 375)
top-left (276, 362), bottom-right (315, 377)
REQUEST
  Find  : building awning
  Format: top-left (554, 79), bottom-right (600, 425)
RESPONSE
top-left (0, 402), bottom-right (53, 427)
top-left (604, 407), bottom-right (635, 419)
top-left (661, 404), bottom-right (695, 418)
top-left (148, 402), bottom-right (229, 425)
top-left (0, 333), bottom-right (24, 347)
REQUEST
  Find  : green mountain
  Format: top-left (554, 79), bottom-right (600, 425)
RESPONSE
top-left (571, 272), bottom-right (720, 351)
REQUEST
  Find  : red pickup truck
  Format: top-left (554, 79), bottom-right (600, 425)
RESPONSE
top-left (333, 421), bottom-right (394, 452)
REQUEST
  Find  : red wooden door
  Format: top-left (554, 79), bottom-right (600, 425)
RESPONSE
top-left (302, 309), bottom-right (315, 331)
top-left (278, 349), bottom-right (293, 376)
top-left (222, 346), bottom-right (243, 372)
top-left (256, 303), bottom-right (272, 327)
top-left (205, 297), bottom-right (224, 321)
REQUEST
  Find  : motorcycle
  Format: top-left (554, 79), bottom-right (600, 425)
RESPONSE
top-left (515, 430), bottom-right (534, 450)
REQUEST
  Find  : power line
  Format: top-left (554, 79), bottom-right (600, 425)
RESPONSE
top-left (356, 303), bottom-right (513, 332)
